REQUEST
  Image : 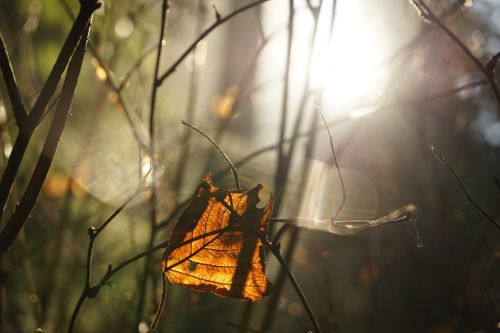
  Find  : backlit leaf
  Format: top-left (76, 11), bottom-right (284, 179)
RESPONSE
top-left (162, 174), bottom-right (273, 301)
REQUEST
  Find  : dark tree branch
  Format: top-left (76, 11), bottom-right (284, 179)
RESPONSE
top-left (0, 33), bottom-right (26, 126)
top-left (0, 17), bottom-right (93, 253)
top-left (0, 0), bottom-right (101, 226)
top-left (156, 0), bottom-right (269, 86)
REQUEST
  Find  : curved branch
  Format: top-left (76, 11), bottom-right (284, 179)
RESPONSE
top-left (156, 0), bottom-right (269, 86)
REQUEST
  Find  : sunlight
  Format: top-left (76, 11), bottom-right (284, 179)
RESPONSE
top-left (307, 1), bottom-right (390, 110)
top-left (292, 1), bottom-right (387, 109)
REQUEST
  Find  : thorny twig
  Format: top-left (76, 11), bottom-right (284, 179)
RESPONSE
top-left (431, 146), bottom-right (500, 231)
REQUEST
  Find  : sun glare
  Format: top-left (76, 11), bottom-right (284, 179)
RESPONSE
top-left (310, 1), bottom-right (390, 110)
top-left (258, 0), bottom-right (390, 116)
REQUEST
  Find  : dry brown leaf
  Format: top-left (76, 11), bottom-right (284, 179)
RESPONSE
top-left (162, 174), bottom-right (273, 301)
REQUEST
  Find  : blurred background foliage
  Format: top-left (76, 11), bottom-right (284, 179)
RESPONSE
top-left (0, 0), bottom-right (499, 332)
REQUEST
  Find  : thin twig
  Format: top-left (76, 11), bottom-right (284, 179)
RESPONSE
top-left (182, 120), bottom-right (241, 190)
top-left (0, 33), bottom-right (26, 126)
top-left (382, 0), bottom-right (462, 67)
top-left (150, 273), bottom-right (167, 329)
top-left (156, 0), bottom-right (269, 86)
top-left (315, 102), bottom-right (346, 219)
top-left (431, 146), bottom-right (500, 230)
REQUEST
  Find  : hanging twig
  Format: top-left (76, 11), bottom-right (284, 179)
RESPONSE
top-left (315, 102), bottom-right (346, 219)
top-left (431, 146), bottom-right (500, 231)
